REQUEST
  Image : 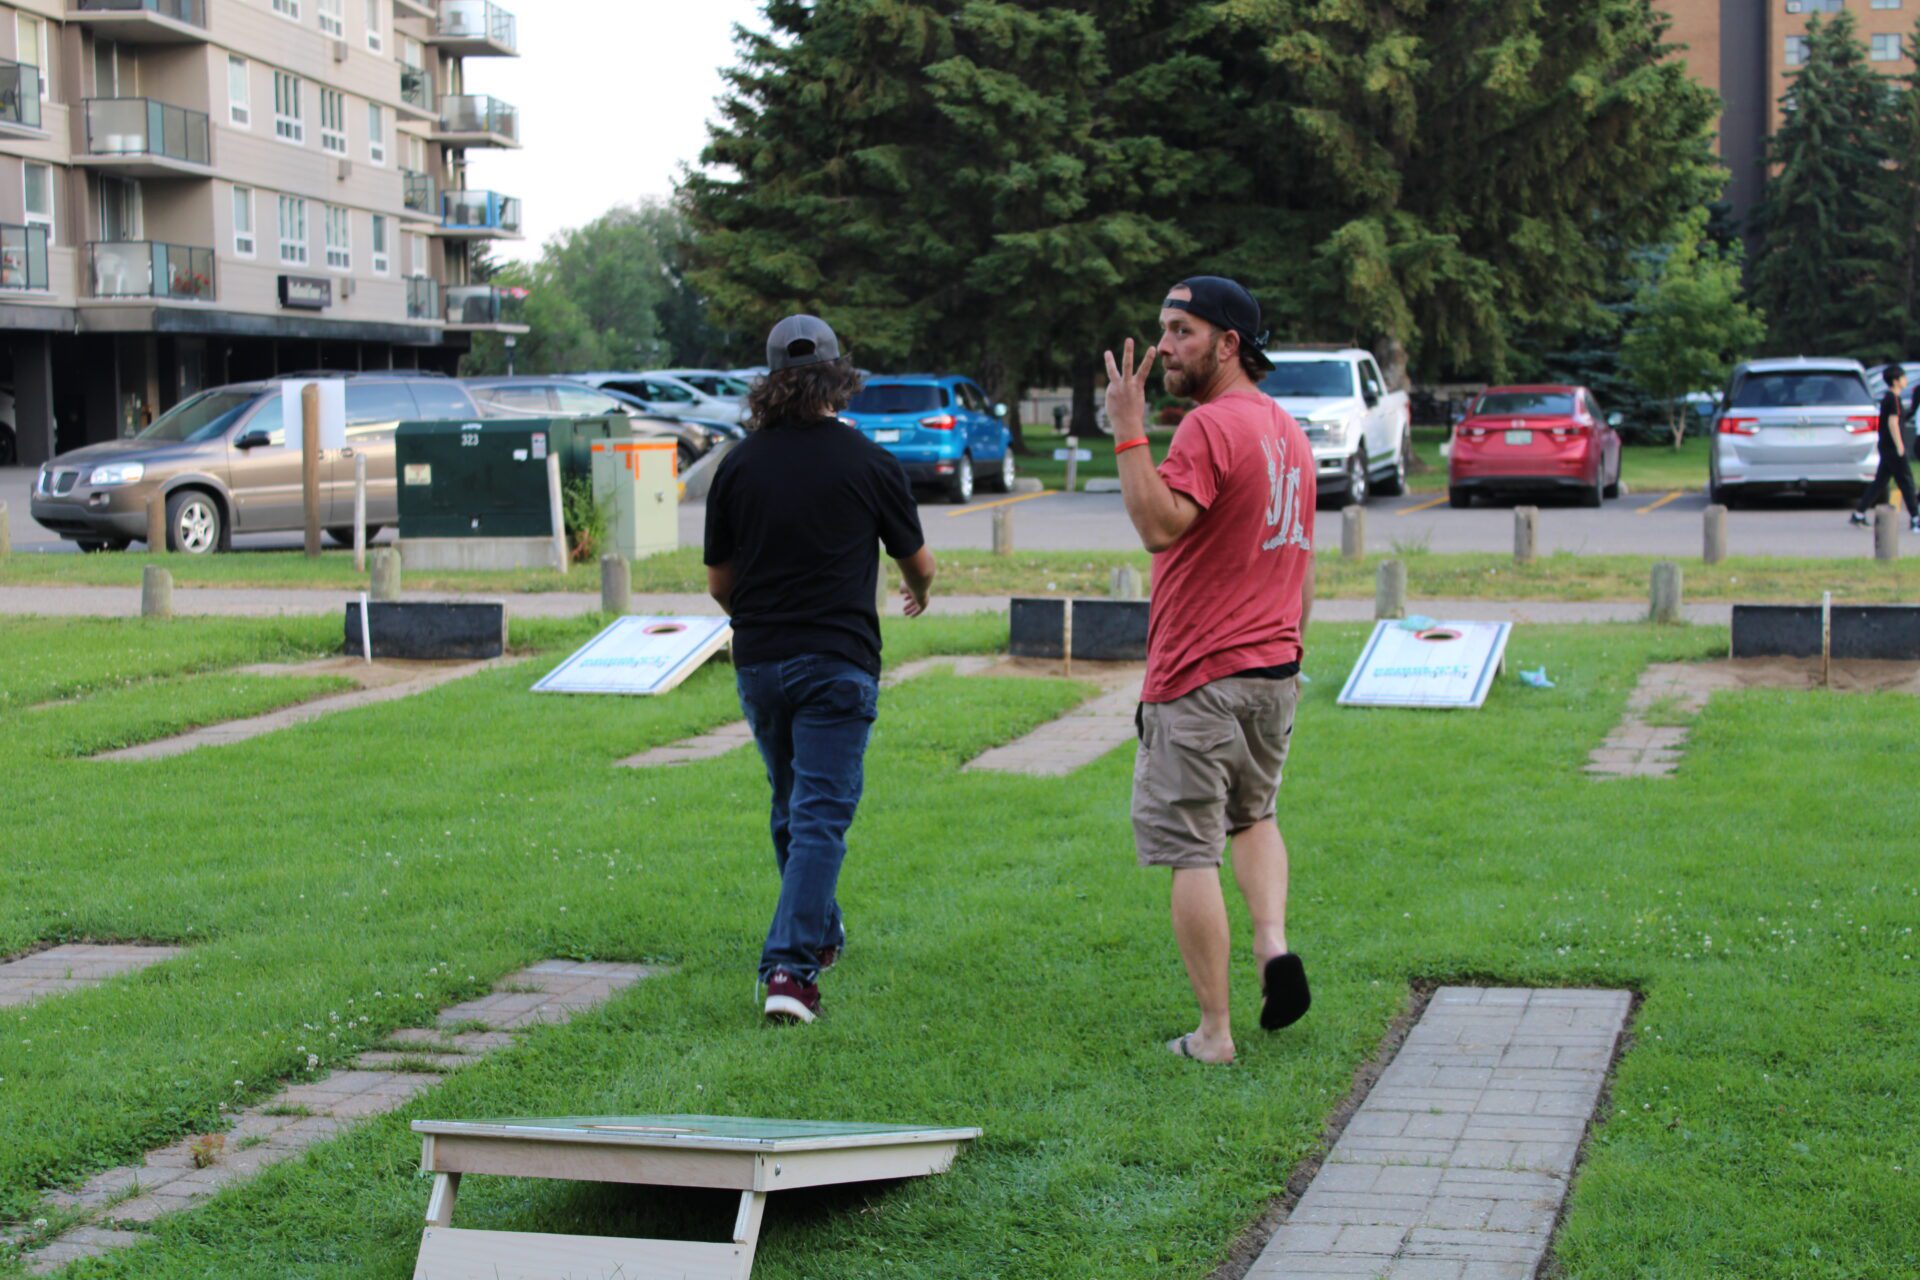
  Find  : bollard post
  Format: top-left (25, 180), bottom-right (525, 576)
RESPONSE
top-left (140, 565), bottom-right (173, 619)
top-left (992, 505), bottom-right (1014, 556)
top-left (1649, 562), bottom-right (1683, 624)
top-left (146, 491), bottom-right (167, 551)
top-left (546, 452), bottom-right (569, 574)
top-left (600, 554), bottom-right (632, 616)
top-left (1063, 435), bottom-right (1080, 493)
top-left (353, 452), bottom-right (368, 573)
top-left (1703, 504), bottom-right (1728, 565)
top-left (1375, 559), bottom-right (1407, 620)
top-left (876, 539), bottom-right (889, 615)
top-left (1341, 505), bottom-right (1365, 560)
top-left (0, 501), bottom-right (9, 557)
top-left (370, 547), bottom-right (402, 601)
top-left (1109, 564), bottom-right (1143, 600)
top-left (1513, 506), bottom-right (1538, 564)
top-left (1874, 504), bottom-right (1900, 561)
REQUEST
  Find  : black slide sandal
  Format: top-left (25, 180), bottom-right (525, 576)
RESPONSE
top-left (1260, 953), bottom-right (1311, 1031)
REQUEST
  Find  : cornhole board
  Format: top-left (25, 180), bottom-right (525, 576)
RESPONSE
top-left (410, 1114), bottom-right (981, 1279)
top-left (531, 616), bottom-right (732, 695)
top-left (1338, 620), bottom-right (1512, 709)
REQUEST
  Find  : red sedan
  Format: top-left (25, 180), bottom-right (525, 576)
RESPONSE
top-left (1448, 384), bottom-right (1623, 508)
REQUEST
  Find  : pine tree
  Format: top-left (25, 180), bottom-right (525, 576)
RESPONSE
top-left (1883, 13), bottom-right (1920, 359)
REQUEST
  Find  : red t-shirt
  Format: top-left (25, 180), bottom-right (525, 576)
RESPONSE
top-left (1142, 389), bottom-right (1317, 703)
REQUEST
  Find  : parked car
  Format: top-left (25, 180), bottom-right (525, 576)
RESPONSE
top-left (1708, 358), bottom-right (1880, 506)
top-left (29, 374), bottom-right (482, 553)
top-left (463, 376), bottom-right (711, 471)
top-left (570, 371), bottom-right (747, 425)
top-left (1448, 385), bottom-right (1622, 508)
top-left (651, 369), bottom-right (752, 405)
top-left (840, 374), bottom-right (1015, 502)
top-left (1259, 348), bottom-right (1412, 505)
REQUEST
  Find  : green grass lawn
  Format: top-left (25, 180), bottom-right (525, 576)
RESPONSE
top-left (1, 614), bottom-right (1915, 1276)
top-left (1407, 430), bottom-right (1713, 494)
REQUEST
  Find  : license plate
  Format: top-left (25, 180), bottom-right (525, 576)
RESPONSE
top-left (874, 429), bottom-right (900, 443)
top-left (1504, 429), bottom-right (1533, 446)
top-left (1790, 427), bottom-right (1817, 442)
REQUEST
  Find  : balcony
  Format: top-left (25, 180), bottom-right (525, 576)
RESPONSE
top-left (89, 241), bottom-right (215, 301)
top-left (445, 284), bottom-right (527, 332)
top-left (406, 275), bottom-right (441, 322)
top-left (402, 169), bottom-right (438, 220)
top-left (433, 94), bottom-right (519, 148)
top-left (435, 190), bottom-right (521, 240)
top-left (79, 98), bottom-right (212, 177)
top-left (429, 1), bottom-right (517, 56)
top-left (70, 0), bottom-right (208, 43)
top-left (398, 62), bottom-right (434, 121)
top-left (0, 59), bottom-right (43, 137)
top-left (0, 224), bottom-right (49, 292)
top-left (391, 0), bottom-right (433, 16)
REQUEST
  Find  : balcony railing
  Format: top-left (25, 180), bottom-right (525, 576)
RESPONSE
top-left (438, 94), bottom-right (517, 142)
top-left (437, 0), bottom-right (516, 51)
top-left (403, 168), bottom-right (437, 216)
top-left (0, 223), bottom-right (49, 291)
top-left (441, 190), bottom-right (521, 234)
top-left (0, 59), bottom-right (42, 130)
top-left (90, 241), bottom-right (215, 300)
top-left (400, 63), bottom-right (432, 114)
top-left (84, 98), bottom-right (211, 165)
top-left (406, 275), bottom-right (441, 321)
top-left (446, 284), bottom-right (519, 326)
top-left (75, 0), bottom-right (207, 24)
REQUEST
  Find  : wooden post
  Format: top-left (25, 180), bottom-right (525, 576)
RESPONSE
top-left (876, 540), bottom-right (889, 615)
top-left (352, 452), bottom-right (368, 572)
top-left (370, 547), bottom-right (401, 601)
top-left (1061, 597), bottom-right (1074, 678)
top-left (546, 451), bottom-right (568, 574)
top-left (991, 506), bottom-right (1014, 556)
top-left (1063, 435), bottom-right (1079, 493)
top-left (1513, 506), bottom-right (1538, 565)
top-left (1703, 504), bottom-right (1728, 565)
top-left (1374, 559), bottom-right (1406, 620)
top-left (1821, 591), bottom-right (1832, 689)
top-left (1649, 562), bottom-right (1682, 624)
top-left (1873, 504), bottom-right (1900, 561)
top-left (600, 553), bottom-right (631, 615)
top-left (1341, 505), bottom-right (1365, 559)
top-left (146, 491), bottom-right (167, 551)
top-left (425, 1172), bottom-right (460, 1228)
top-left (0, 501), bottom-right (10, 557)
top-left (141, 565), bottom-right (172, 618)
top-left (302, 382), bottom-right (322, 559)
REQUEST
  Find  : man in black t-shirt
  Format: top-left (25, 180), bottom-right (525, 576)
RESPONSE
top-left (704, 315), bottom-right (936, 1024)
top-left (1852, 365), bottom-right (1919, 531)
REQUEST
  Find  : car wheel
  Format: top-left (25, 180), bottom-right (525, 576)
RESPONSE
top-left (325, 525), bottom-right (384, 547)
top-left (947, 452), bottom-right (975, 504)
top-left (1447, 485), bottom-right (1471, 509)
top-left (677, 441), bottom-right (698, 473)
top-left (1603, 464), bottom-right (1621, 500)
top-left (984, 449), bottom-right (1016, 493)
top-left (1579, 480), bottom-right (1603, 508)
top-left (1377, 431), bottom-right (1411, 497)
top-left (1344, 451), bottom-right (1369, 506)
top-left (167, 489), bottom-right (223, 555)
top-left (0, 424), bottom-right (15, 466)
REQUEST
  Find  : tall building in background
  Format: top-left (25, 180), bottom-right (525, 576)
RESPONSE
top-left (0, 0), bottom-right (528, 466)
top-left (1662, 1), bottom-right (1917, 233)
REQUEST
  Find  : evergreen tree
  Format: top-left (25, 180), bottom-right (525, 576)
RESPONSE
top-left (1883, 13), bottom-right (1920, 358)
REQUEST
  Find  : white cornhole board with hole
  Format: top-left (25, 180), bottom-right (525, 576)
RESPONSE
top-left (411, 1114), bottom-right (981, 1280)
top-left (1338, 620), bottom-right (1512, 709)
top-left (532, 617), bottom-right (732, 696)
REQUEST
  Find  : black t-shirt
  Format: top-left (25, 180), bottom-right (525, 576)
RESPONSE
top-left (703, 417), bottom-right (925, 676)
top-left (1880, 389), bottom-right (1905, 451)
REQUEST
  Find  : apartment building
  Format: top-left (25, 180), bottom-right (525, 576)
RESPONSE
top-left (0, 0), bottom-right (527, 466)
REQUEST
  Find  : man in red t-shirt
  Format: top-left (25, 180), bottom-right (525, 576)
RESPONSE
top-left (1106, 275), bottom-right (1317, 1065)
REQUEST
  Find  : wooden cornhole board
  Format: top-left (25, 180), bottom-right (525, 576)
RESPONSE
top-left (410, 1114), bottom-right (981, 1279)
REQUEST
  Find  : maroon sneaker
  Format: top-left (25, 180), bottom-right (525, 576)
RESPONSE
top-left (817, 943), bottom-right (840, 973)
top-left (763, 971), bottom-right (820, 1024)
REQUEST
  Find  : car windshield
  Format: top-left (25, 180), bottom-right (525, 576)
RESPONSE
top-left (136, 389), bottom-right (262, 443)
top-left (682, 375), bottom-right (749, 397)
top-left (1475, 392), bottom-right (1575, 417)
top-left (1730, 371), bottom-right (1870, 409)
top-left (847, 384), bottom-right (946, 413)
top-left (1259, 362), bottom-right (1355, 398)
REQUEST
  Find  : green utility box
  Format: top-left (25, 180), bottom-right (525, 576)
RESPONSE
top-left (397, 417), bottom-right (560, 539)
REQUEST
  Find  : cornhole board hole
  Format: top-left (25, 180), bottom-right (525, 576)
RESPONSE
top-left (410, 1114), bottom-right (981, 1279)
top-left (1338, 620), bottom-right (1512, 709)
top-left (345, 601), bottom-right (506, 660)
top-left (532, 616), bottom-right (733, 696)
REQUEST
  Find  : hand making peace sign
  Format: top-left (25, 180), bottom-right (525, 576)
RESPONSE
top-left (1103, 337), bottom-right (1159, 445)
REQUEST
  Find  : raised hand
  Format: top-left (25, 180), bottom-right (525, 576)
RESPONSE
top-left (1103, 338), bottom-right (1158, 444)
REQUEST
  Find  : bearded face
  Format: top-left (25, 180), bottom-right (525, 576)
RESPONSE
top-left (1163, 332), bottom-right (1223, 399)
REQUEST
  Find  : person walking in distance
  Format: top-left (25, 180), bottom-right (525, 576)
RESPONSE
top-left (1107, 277), bottom-right (1316, 1065)
top-left (1850, 364), bottom-right (1920, 532)
top-left (705, 315), bottom-right (937, 1024)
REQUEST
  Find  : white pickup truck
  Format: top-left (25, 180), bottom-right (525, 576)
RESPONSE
top-left (1259, 348), bottom-right (1412, 505)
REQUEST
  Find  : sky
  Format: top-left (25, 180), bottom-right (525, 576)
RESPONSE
top-left (462, 0), bottom-right (769, 264)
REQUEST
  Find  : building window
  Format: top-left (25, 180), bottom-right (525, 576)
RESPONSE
top-left (367, 103), bottom-right (386, 165)
top-left (1785, 0), bottom-right (1841, 10)
top-left (408, 230), bottom-right (425, 275)
top-left (24, 162), bottom-right (53, 245)
top-left (366, 0), bottom-right (384, 52)
top-left (278, 194), bottom-right (308, 264)
top-left (1786, 36), bottom-right (1810, 67)
top-left (273, 0), bottom-right (301, 19)
top-left (274, 72), bottom-right (304, 143)
top-left (232, 185), bottom-right (255, 257)
top-left (1872, 0), bottom-right (1904, 9)
top-left (320, 88), bottom-right (347, 154)
top-left (371, 214), bottom-right (389, 274)
top-left (15, 15), bottom-right (46, 100)
top-left (318, 0), bottom-right (344, 37)
top-left (325, 205), bottom-right (351, 271)
top-left (228, 56), bottom-right (251, 127)
top-left (1872, 33), bottom-right (1904, 60)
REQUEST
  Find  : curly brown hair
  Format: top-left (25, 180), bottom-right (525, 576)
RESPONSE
top-left (745, 359), bottom-right (866, 432)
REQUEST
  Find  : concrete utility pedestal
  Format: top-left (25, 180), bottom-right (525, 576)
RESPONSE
top-left (592, 439), bottom-right (679, 561)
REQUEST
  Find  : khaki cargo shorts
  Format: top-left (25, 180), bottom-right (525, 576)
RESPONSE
top-left (1131, 674), bottom-right (1299, 870)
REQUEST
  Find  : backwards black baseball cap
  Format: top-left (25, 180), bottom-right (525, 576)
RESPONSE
top-left (766, 314), bottom-right (843, 371)
top-left (1163, 276), bottom-right (1272, 371)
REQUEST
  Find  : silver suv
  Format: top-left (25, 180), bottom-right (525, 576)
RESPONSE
top-left (1709, 358), bottom-right (1880, 505)
top-left (30, 375), bottom-right (481, 553)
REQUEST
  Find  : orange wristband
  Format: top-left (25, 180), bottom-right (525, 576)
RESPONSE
top-left (1115, 437), bottom-right (1150, 456)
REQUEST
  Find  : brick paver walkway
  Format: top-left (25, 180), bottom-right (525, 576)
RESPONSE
top-left (1246, 986), bottom-right (1631, 1280)
top-left (963, 672), bottom-right (1142, 777)
top-left (0, 945), bottom-right (183, 1009)
top-left (17, 960), bottom-right (660, 1274)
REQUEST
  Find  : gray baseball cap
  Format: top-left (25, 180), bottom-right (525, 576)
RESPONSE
top-left (765, 314), bottom-right (843, 371)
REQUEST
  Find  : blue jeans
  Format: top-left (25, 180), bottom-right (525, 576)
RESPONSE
top-left (736, 655), bottom-right (879, 984)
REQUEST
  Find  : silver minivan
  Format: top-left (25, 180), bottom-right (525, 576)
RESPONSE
top-left (1709, 357), bottom-right (1881, 505)
top-left (29, 375), bottom-right (481, 553)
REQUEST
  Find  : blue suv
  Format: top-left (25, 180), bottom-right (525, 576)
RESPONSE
top-left (842, 374), bottom-right (1015, 503)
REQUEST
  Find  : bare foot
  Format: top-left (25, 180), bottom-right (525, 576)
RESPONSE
top-left (1167, 1030), bottom-right (1236, 1065)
